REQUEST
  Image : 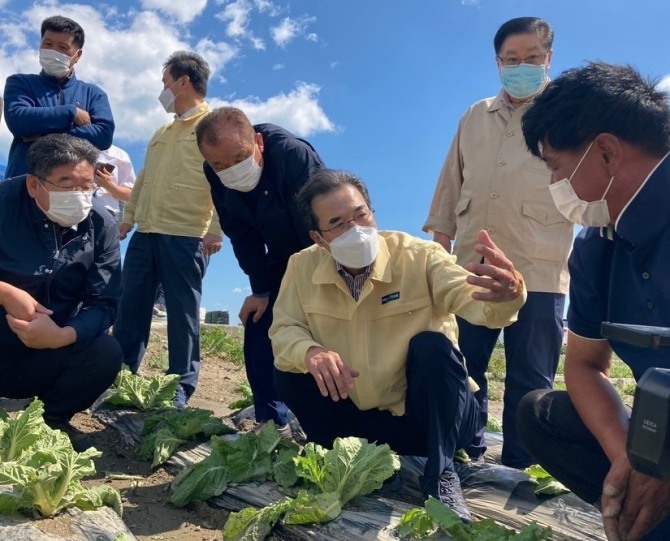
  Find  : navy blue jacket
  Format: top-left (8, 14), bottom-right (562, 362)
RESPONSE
top-left (567, 154), bottom-right (670, 379)
top-left (0, 176), bottom-right (121, 351)
top-left (204, 123), bottom-right (323, 294)
top-left (3, 71), bottom-right (115, 178)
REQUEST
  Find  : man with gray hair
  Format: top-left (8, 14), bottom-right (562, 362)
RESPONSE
top-left (114, 51), bottom-right (223, 408)
top-left (0, 133), bottom-right (123, 451)
top-left (197, 106), bottom-right (323, 436)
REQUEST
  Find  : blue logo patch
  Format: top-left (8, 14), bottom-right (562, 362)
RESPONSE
top-left (381, 292), bottom-right (400, 305)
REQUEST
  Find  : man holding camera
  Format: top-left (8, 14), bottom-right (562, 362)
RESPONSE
top-left (517, 62), bottom-right (670, 541)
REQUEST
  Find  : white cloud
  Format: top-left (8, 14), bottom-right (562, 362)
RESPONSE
top-left (272, 63), bottom-right (284, 71)
top-left (216, 0), bottom-right (265, 49)
top-left (658, 75), bottom-right (670, 94)
top-left (232, 286), bottom-right (251, 293)
top-left (0, 3), bottom-right (239, 151)
top-left (0, 2), bottom-right (332, 159)
top-left (270, 16), bottom-right (316, 48)
top-left (219, 0), bottom-right (251, 38)
top-left (194, 38), bottom-right (238, 78)
top-left (211, 82), bottom-right (335, 137)
top-left (140, 0), bottom-right (209, 24)
top-left (253, 0), bottom-right (279, 16)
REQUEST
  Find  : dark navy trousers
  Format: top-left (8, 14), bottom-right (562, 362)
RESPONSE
top-left (274, 331), bottom-right (480, 478)
top-left (0, 333), bottom-right (122, 419)
top-left (458, 291), bottom-right (565, 468)
top-left (113, 232), bottom-right (208, 396)
top-left (518, 389), bottom-right (670, 541)
top-left (245, 291), bottom-right (289, 426)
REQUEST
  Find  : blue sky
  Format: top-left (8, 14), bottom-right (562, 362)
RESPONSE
top-left (0, 0), bottom-right (668, 321)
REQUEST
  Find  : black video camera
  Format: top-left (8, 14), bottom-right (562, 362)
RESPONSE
top-left (601, 322), bottom-right (670, 481)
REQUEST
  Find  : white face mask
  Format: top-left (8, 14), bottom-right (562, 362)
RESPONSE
top-left (158, 78), bottom-right (183, 114)
top-left (549, 141), bottom-right (614, 227)
top-left (216, 151), bottom-right (262, 192)
top-left (39, 48), bottom-right (73, 79)
top-left (327, 225), bottom-right (379, 269)
top-left (38, 186), bottom-right (94, 227)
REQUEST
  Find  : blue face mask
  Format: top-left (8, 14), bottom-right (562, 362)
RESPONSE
top-left (499, 63), bottom-right (547, 99)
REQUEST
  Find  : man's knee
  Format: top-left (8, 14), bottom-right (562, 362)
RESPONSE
top-left (407, 331), bottom-right (468, 392)
top-left (409, 330), bottom-right (453, 349)
top-left (408, 331), bottom-right (465, 377)
top-left (516, 389), bottom-right (555, 449)
top-left (87, 333), bottom-right (123, 382)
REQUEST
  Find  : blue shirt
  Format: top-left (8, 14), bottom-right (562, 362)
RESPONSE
top-left (567, 153), bottom-right (670, 380)
top-left (3, 71), bottom-right (114, 178)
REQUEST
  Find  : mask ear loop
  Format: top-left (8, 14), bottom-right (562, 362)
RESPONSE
top-left (568, 141), bottom-right (595, 183)
top-left (601, 176), bottom-right (615, 200)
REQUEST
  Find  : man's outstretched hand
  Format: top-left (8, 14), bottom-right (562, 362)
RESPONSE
top-left (464, 230), bottom-right (524, 303)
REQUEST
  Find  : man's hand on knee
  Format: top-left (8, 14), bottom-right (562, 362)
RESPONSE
top-left (304, 346), bottom-right (359, 402)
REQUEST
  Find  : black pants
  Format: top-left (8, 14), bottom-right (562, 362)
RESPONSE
top-left (0, 333), bottom-right (122, 419)
top-left (458, 292), bottom-right (565, 468)
top-left (274, 331), bottom-right (480, 478)
top-left (244, 291), bottom-right (288, 425)
top-left (517, 389), bottom-right (670, 541)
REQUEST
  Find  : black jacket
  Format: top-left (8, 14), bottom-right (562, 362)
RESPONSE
top-left (204, 123), bottom-right (324, 294)
top-left (0, 176), bottom-right (121, 351)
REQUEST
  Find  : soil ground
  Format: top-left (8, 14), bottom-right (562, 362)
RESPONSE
top-left (0, 321), bottom-right (506, 541)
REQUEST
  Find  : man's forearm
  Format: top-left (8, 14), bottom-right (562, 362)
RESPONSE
top-left (433, 231), bottom-right (453, 253)
top-left (566, 362), bottom-right (629, 462)
top-left (103, 183), bottom-right (132, 202)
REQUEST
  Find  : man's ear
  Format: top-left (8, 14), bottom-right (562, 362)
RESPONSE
top-left (309, 230), bottom-right (326, 248)
top-left (595, 133), bottom-right (624, 175)
top-left (25, 175), bottom-right (40, 198)
top-left (71, 48), bottom-right (83, 67)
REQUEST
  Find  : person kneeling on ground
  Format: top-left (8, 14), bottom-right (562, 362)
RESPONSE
top-left (0, 133), bottom-right (123, 451)
top-left (516, 62), bottom-right (670, 541)
top-left (269, 169), bottom-right (526, 522)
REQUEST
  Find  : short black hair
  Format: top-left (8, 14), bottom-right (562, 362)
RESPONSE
top-left (522, 62), bottom-right (670, 158)
top-left (41, 15), bottom-right (85, 49)
top-left (493, 17), bottom-right (552, 55)
top-left (27, 133), bottom-right (99, 179)
top-left (164, 51), bottom-right (210, 97)
top-left (297, 169), bottom-right (372, 232)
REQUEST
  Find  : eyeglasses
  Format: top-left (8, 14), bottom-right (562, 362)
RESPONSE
top-left (497, 52), bottom-right (548, 67)
top-left (320, 208), bottom-right (375, 235)
top-left (39, 176), bottom-right (95, 192)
